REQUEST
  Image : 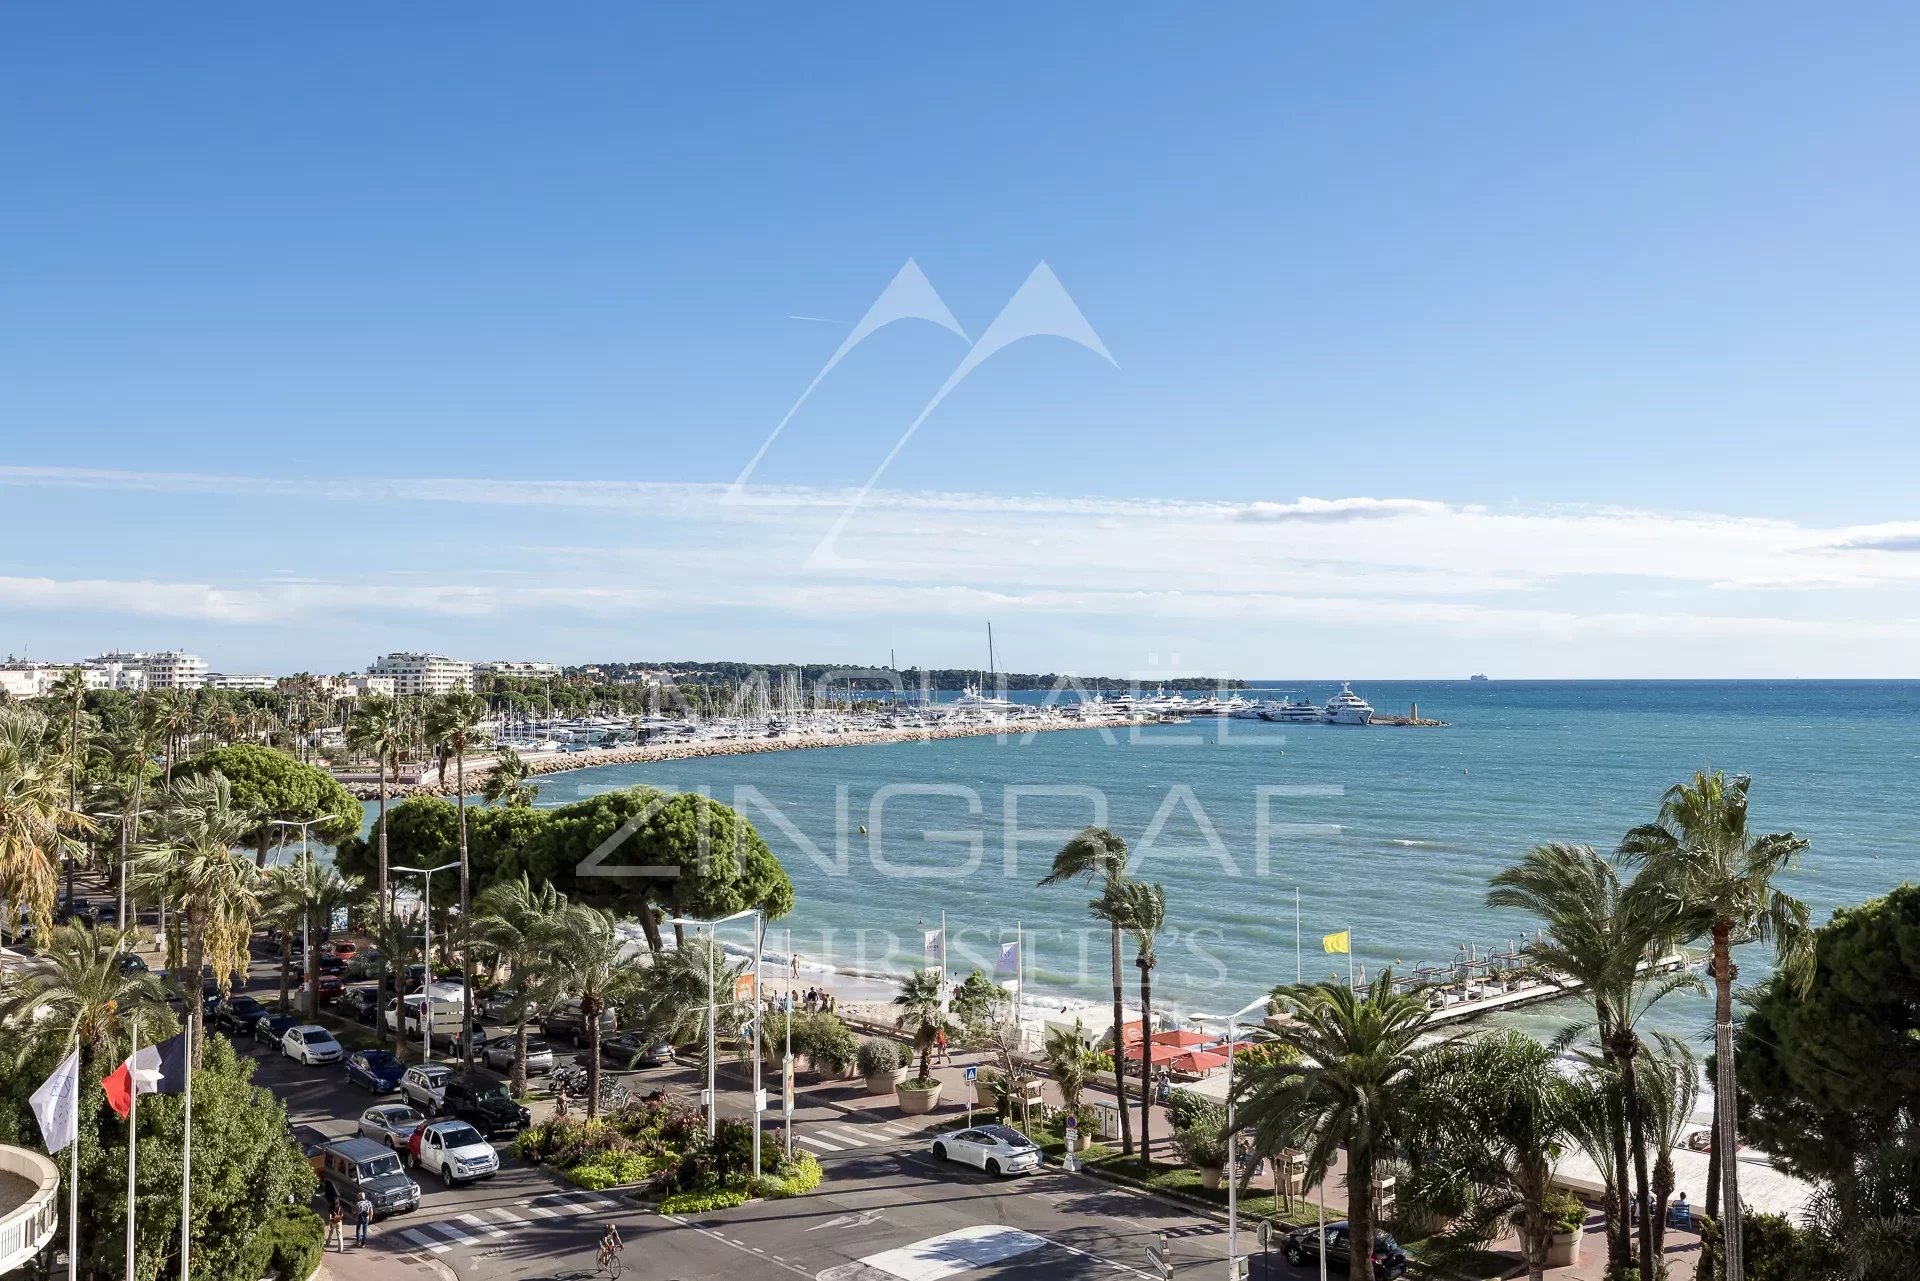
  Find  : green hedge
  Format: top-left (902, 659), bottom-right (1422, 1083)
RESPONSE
top-left (659, 1188), bottom-right (749, 1215)
top-left (236, 1204), bottom-right (324, 1281)
top-left (567, 1151), bottom-right (662, 1189)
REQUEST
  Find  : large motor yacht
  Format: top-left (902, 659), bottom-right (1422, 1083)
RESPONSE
top-left (1322, 682), bottom-right (1375, 725)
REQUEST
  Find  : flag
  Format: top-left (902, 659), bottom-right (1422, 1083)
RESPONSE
top-left (1321, 930), bottom-right (1350, 955)
top-left (922, 928), bottom-right (945, 969)
top-left (103, 1033), bottom-right (187, 1119)
top-left (30, 1049), bottom-right (81, 1153)
top-left (994, 939), bottom-right (1020, 979)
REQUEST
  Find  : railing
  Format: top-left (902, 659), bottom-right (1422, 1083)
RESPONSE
top-left (0, 1144), bottom-right (59, 1275)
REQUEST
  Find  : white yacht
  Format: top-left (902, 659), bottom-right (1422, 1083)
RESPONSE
top-left (1260, 698), bottom-right (1325, 723)
top-left (1322, 682), bottom-right (1375, 725)
top-left (949, 683), bottom-right (1021, 712)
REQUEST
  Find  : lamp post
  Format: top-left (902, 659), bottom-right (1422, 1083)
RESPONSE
top-left (269, 817), bottom-right (329, 1018)
top-left (393, 861), bottom-right (459, 1062)
top-left (1190, 996), bottom-right (1272, 1279)
top-left (669, 908), bottom-right (760, 1169)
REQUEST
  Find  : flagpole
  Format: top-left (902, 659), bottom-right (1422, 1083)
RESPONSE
top-left (1294, 888), bottom-right (1301, 985)
top-left (1014, 920), bottom-right (1023, 1054)
top-left (1348, 925), bottom-right (1355, 991)
top-left (67, 1037), bottom-right (79, 1281)
top-left (179, 1009), bottom-right (193, 1281)
top-left (125, 1015), bottom-right (139, 1281)
top-left (939, 909), bottom-right (948, 1013)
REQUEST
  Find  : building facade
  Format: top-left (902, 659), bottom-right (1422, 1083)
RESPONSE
top-left (205, 672), bottom-right (276, 691)
top-left (471, 660), bottom-right (560, 680)
top-left (89, 650), bottom-right (207, 689)
top-left (368, 653), bottom-right (471, 697)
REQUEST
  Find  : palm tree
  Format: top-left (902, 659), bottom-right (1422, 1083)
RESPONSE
top-left (538, 904), bottom-right (648, 1117)
top-left (892, 968), bottom-right (953, 1086)
top-left (0, 923), bottom-right (173, 1072)
top-left (1095, 879), bottom-right (1165, 1159)
top-left (1044, 1019), bottom-right (1099, 1115)
top-left (481, 746), bottom-right (537, 807)
top-left (1040, 826), bottom-right (1136, 1156)
top-left (129, 772), bottom-right (261, 1062)
top-left (1637, 1034), bottom-right (1700, 1255)
top-left (0, 706), bottom-right (92, 941)
top-left (1619, 770), bottom-right (1814, 1281)
top-left (1236, 975), bottom-right (1431, 1281)
top-left (298, 862), bottom-right (366, 1018)
top-left (49, 669), bottom-right (89, 909)
top-left (349, 693), bottom-right (409, 1051)
top-left (472, 874), bottom-right (569, 1095)
top-left (427, 689), bottom-right (489, 1065)
top-left (1487, 841), bottom-right (1680, 1277)
top-left (94, 716), bottom-right (157, 927)
top-left (261, 865), bottom-right (306, 1012)
top-left (626, 934), bottom-right (747, 1079)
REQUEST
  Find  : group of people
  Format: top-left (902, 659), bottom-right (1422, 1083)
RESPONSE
top-left (321, 1185), bottom-right (375, 1251)
top-left (793, 986), bottom-right (838, 1014)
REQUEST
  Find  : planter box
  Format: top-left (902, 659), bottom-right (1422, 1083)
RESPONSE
top-left (896, 1080), bottom-right (943, 1115)
top-left (1199, 1165), bottom-right (1225, 1191)
top-left (1547, 1227), bottom-right (1583, 1267)
top-left (864, 1067), bottom-right (907, 1095)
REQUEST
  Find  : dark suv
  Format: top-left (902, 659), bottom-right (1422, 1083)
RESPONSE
top-left (319, 1137), bottom-right (420, 1218)
top-left (440, 1075), bottom-right (530, 1136)
top-left (539, 999), bottom-right (616, 1046)
top-left (1283, 1223), bottom-right (1408, 1279)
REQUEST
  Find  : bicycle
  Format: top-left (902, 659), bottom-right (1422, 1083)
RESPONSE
top-left (597, 1244), bottom-right (624, 1277)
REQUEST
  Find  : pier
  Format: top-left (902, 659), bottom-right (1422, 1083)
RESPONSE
top-left (1390, 943), bottom-right (1700, 1025)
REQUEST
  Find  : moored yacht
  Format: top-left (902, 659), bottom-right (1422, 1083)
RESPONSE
top-left (1260, 698), bottom-right (1324, 723)
top-left (1322, 682), bottom-right (1375, 725)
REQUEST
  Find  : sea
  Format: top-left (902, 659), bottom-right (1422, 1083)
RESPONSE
top-left (361, 680), bottom-right (1920, 1047)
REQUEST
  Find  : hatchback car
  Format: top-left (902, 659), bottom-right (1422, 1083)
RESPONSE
top-left (319, 1137), bottom-right (420, 1218)
top-left (254, 1014), bottom-right (299, 1050)
top-left (339, 986), bottom-right (380, 1024)
top-left (407, 1119), bottom-right (499, 1186)
top-left (345, 1049), bottom-right (407, 1093)
top-left (282, 1024), bottom-right (344, 1065)
top-left (540, 999), bottom-right (616, 1046)
top-left (400, 1064), bottom-right (453, 1113)
top-left (302, 972), bottom-right (344, 1003)
top-left (929, 1125), bottom-right (1042, 1176)
top-left (440, 1075), bottom-right (530, 1135)
top-left (213, 993), bottom-right (269, 1034)
top-left (597, 1030), bottom-right (672, 1069)
top-left (485, 1036), bottom-right (554, 1075)
top-left (1284, 1223), bottom-right (1409, 1279)
top-left (357, 1103), bottom-right (428, 1151)
top-left (324, 940), bottom-right (358, 960)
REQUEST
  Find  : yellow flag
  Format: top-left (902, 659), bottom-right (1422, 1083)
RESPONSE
top-left (1321, 930), bottom-right (1350, 955)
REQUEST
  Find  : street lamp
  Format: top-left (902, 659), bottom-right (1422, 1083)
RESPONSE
top-left (269, 817), bottom-right (330, 1019)
top-left (668, 908), bottom-right (763, 1177)
top-left (393, 862), bottom-right (459, 1063)
top-left (1190, 995), bottom-right (1273, 1280)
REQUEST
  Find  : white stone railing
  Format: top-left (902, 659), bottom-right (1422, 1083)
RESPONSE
top-left (0, 1144), bottom-right (59, 1274)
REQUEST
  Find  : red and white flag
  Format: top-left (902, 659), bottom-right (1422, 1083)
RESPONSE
top-left (103, 1033), bottom-right (187, 1119)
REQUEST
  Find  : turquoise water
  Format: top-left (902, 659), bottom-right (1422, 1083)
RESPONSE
top-left (498, 680), bottom-right (1920, 1042)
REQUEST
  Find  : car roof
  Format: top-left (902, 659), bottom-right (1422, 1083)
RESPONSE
top-left (979, 1125), bottom-right (1029, 1142)
top-left (325, 1137), bottom-right (393, 1160)
top-left (293, 1024), bottom-right (332, 1035)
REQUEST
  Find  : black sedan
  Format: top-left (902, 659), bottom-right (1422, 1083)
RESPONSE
top-left (214, 994), bottom-right (270, 1034)
top-left (1283, 1223), bottom-right (1409, 1280)
top-left (595, 1031), bottom-right (673, 1069)
top-left (254, 1014), bottom-right (299, 1050)
top-left (339, 986), bottom-right (381, 1024)
top-left (345, 1049), bottom-right (408, 1093)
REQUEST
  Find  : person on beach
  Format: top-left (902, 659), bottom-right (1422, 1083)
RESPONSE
top-left (354, 1192), bottom-right (373, 1246)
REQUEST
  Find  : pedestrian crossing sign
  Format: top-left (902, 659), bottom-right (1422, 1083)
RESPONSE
top-left (964, 1065), bottom-right (977, 1082)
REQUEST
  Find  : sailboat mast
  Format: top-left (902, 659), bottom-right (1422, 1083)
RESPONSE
top-left (987, 622), bottom-right (996, 687)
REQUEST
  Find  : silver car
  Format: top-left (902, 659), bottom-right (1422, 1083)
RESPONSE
top-left (484, 1036), bottom-right (555, 1075)
top-left (357, 1104), bottom-right (427, 1151)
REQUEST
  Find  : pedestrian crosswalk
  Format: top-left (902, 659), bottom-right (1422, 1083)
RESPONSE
top-left (392, 1189), bottom-right (621, 1255)
top-left (792, 1119), bottom-right (919, 1154)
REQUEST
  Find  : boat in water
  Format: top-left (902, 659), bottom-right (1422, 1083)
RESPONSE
top-left (1259, 697), bottom-right (1324, 723)
top-left (1469, 673), bottom-right (1489, 682)
top-left (1323, 682), bottom-right (1375, 725)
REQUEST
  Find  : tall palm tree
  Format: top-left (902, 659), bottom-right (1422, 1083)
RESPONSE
top-left (1637, 1034), bottom-right (1700, 1255)
top-left (49, 669), bottom-right (89, 909)
top-left (427, 689), bottom-right (489, 1065)
top-left (349, 693), bottom-right (409, 1052)
top-left (0, 706), bottom-right (92, 941)
top-left (1487, 841), bottom-right (1678, 1277)
top-left (1236, 974), bottom-right (1431, 1281)
top-left (472, 874), bottom-right (569, 1095)
top-left (95, 718), bottom-right (158, 928)
top-left (261, 865), bottom-right (306, 1013)
top-left (892, 968), bottom-right (953, 1085)
top-left (0, 923), bottom-right (173, 1072)
top-left (297, 862), bottom-right (366, 1018)
top-left (1619, 770), bottom-right (1814, 1281)
top-left (538, 904), bottom-right (649, 1117)
top-left (481, 746), bottom-right (537, 807)
top-left (1040, 826), bottom-right (1136, 1156)
top-left (129, 772), bottom-right (261, 1062)
top-left (1095, 879), bottom-right (1165, 1159)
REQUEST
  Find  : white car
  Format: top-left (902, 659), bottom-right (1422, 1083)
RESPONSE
top-left (400, 1064), bottom-right (452, 1114)
top-left (409, 1119), bottom-right (499, 1186)
top-left (484, 1036), bottom-right (555, 1075)
top-left (282, 1025), bottom-right (344, 1065)
top-left (929, 1124), bottom-right (1042, 1176)
top-left (357, 1104), bottom-right (427, 1150)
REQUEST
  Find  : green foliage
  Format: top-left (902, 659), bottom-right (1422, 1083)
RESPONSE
top-left (756, 1150), bottom-right (823, 1198)
top-left (178, 743), bottom-right (363, 855)
top-left (234, 1204), bottom-right (324, 1281)
top-left (659, 1187), bottom-right (749, 1215)
top-left (857, 1037), bottom-right (910, 1075)
top-left (789, 1010), bottom-right (859, 1075)
top-left (1738, 884), bottom-right (1920, 1189)
top-left (1738, 1211), bottom-right (1846, 1281)
top-left (1548, 1189), bottom-right (1589, 1235)
top-left (1165, 1088), bottom-right (1222, 1132)
top-left (950, 969), bottom-right (1000, 1026)
top-left (567, 1151), bottom-right (661, 1189)
top-left (1172, 1120), bottom-right (1230, 1169)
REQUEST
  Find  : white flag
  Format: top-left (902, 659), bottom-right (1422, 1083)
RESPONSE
top-left (922, 928), bottom-right (945, 968)
top-left (30, 1049), bottom-right (81, 1153)
top-left (994, 939), bottom-right (1020, 979)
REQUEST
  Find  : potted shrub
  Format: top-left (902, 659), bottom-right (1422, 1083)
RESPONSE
top-left (1173, 1120), bottom-right (1230, 1190)
top-left (890, 970), bottom-right (950, 1115)
top-left (857, 1038), bottom-right (910, 1095)
top-left (1545, 1189), bottom-right (1588, 1265)
top-left (973, 1067), bottom-right (1002, 1109)
top-left (795, 1011), bottom-right (860, 1079)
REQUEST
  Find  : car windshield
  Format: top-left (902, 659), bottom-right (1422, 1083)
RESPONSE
top-left (363, 1053), bottom-right (398, 1069)
top-left (470, 1083), bottom-right (511, 1102)
top-left (359, 1155), bottom-right (403, 1178)
top-left (232, 996), bottom-right (262, 1011)
top-left (389, 1107), bottom-right (423, 1124)
top-left (437, 1124), bottom-right (484, 1147)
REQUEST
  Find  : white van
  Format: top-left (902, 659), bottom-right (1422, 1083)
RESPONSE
top-left (386, 985), bottom-right (465, 1041)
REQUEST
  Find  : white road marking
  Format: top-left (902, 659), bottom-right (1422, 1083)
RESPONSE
top-left (857, 1225), bottom-right (1049, 1280)
top-left (553, 1191), bottom-right (619, 1211)
top-left (657, 1214), bottom-right (812, 1277)
top-left (518, 1200), bottom-right (567, 1218)
top-left (484, 1206), bottom-right (526, 1225)
top-left (795, 1134), bottom-right (844, 1152)
top-left (456, 1212), bottom-right (508, 1238)
top-left (820, 1128), bottom-right (869, 1146)
top-left (399, 1229), bottom-right (451, 1254)
top-left (425, 1219), bottom-right (480, 1246)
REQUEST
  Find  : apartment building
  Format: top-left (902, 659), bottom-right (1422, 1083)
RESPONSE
top-left (89, 650), bottom-right (208, 690)
top-left (471, 660), bottom-right (560, 680)
top-left (367, 652), bottom-right (471, 697)
top-left (205, 672), bottom-right (276, 691)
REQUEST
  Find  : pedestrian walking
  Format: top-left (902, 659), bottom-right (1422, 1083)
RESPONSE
top-left (354, 1192), bottom-right (373, 1246)
top-left (934, 1028), bottom-right (949, 1066)
top-left (326, 1203), bottom-right (345, 1252)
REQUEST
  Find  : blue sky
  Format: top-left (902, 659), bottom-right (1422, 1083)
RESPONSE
top-left (4, 4), bottom-right (1919, 677)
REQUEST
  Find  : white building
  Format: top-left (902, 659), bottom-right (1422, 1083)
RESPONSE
top-left (79, 658), bottom-right (147, 691)
top-left (368, 653), bottom-right (471, 697)
top-left (89, 650), bottom-right (207, 690)
top-left (472, 660), bottom-right (560, 680)
top-left (0, 660), bottom-right (147, 698)
top-left (205, 672), bottom-right (276, 691)
top-left (0, 663), bottom-right (62, 700)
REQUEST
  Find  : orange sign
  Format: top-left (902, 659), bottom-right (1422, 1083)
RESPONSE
top-left (732, 974), bottom-right (757, 1003)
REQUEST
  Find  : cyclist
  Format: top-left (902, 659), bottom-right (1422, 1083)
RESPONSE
top-left (596, 1223), bottom-right (624, 1275)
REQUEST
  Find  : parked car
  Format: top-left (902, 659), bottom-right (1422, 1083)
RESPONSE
top-left (345, 1049), bottom-right (407, 1093)
top-left (928, 1125), bottom-right (1042, 1176)
top-left (302, 972), bottom-right (344, 1003)
top-left (540, 999), bottom-right (616, 1046)
top-left (595, 1031), bottom-right (672, 1069)
top-left (441, 1025), bottom-right (491, 1058)
top-left (407, 1119), bottom-right (499, 1186)
top-left (212, 993), bottom-right (269, 1034)
top-left (439, 1075), bottom-right (530, 1135)
top-left (318, 1137), bottom-right (420, 1218)
top-left (356, 1104), bottom-right (427, 1151)
top-left (339, 986), bottom-right (380, 1024)
top-left (314, 956), bottom-right (347, 977)
top-left (324, 940), bottom-right (358, 960)
top-left (116, 953), bottom-right (150, 975)
top-left (400, 1064), bottom-right (453, 1114)
top-left (254, 1014), bottom-right (299, 1050)
top-left (485, 1036), bottom-right (554, 1075)
top-left (282, 1025), bottom-right (345, 1065)
top-left (1284, 1224), bottom-right (1409, 1280)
